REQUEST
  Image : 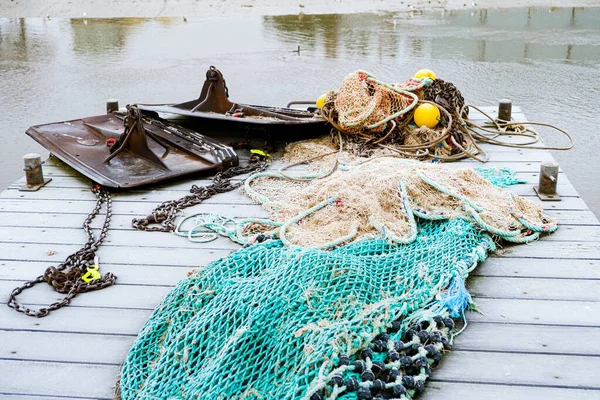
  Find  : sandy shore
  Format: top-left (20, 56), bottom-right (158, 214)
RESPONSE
top-left (1, 0), bottom-right (598, 18)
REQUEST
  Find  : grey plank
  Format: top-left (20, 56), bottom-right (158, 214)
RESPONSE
top-left (0, 242), bottom-right (231, 266)
top-left (4, 257), bottom-right (600, 285)
top-left (0, 199), bottom-right (269, 217)
top-left (0, 359), bottom-right (117, 399)
top-left (3, 272), bottom-right (598, 312)
top-left (422, 382), bottom-right (600, 400)
top-left (0, 330), bottom-right (133, 365)
top-left (453, 323), bottom-right (600, 356)
top-left (0, 192), bottom-right (587, 212)
top-left (500, 241), bottom-right (600, 259)
top-left (0, 297), bottom-right (597, 337)
top-left (0, 261), bottom-right (189, 286)
top-left (473, 258), bottom-right (600, 280)
top-left (0, 306), bottom-right (150, 335)
top-left (469, 298), bottom-right (600, 327)
top-left (2, 239), bottom-right (596, 270)
top-left (0, 226), bottom-right (241, 250)
top-left (0, 280), bottom-right (171, 310)
top-left (468, 276), bottom-right (600, 302)
top-left (6, 173), bottom-right (583, 199)
top-left (0, 208), bottom-right (594, 230)
top-left (3, 323), bottom-right (599, 368)
top-left (2, 352), bottom-right (598, 400)
top-left (545, 210), bottom-right (600, 226)
top-left (0, 223), bottom-right (598, 252)
top-left (432, 351), bottom-right (600, 389)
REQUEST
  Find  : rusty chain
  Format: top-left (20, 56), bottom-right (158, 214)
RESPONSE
top-left (7, 185), bottom-right (116, 318)
top-left (132, 156), bottom-right (270, 232)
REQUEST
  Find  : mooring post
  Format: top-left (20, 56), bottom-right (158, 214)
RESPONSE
top-left (106, 99), bottom-right (119, 113)
top-left (534, 161), bottom-right (561, 201)
top-left (498, 99), bottom-right (512, 122)
top-left (19, 153), bottom-right (51, 191)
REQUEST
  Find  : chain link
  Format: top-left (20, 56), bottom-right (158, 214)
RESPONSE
top-left (132, 157), bottom-right (270, 232)
top-left (7, 185), bottom-right (116, 317)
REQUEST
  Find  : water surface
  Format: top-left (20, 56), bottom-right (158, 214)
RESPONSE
top-left (1, 8), bottom-right (599, 214)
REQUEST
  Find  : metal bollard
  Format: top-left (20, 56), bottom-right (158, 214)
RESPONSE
top-left (497, 99), bottom-right (512, 122)
top-left (534, 161), bottom-right (561, 201)
top-left (19, 153), bottom-right (51, 191)
top-left (106, 99), bottom-right (119, 114)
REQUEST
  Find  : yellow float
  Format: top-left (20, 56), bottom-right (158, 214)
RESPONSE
top-left (316, 93), bottom-right (327, 109)
top-left (414, 69), bottom-right (437, 80)
top-left (413, 103), bottom-right (440, 128)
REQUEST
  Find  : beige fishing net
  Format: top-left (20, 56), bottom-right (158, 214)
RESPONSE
top-left (245, 151), bottom-right (556, 248)
top-left (332, 71), bottom-right (421, 134)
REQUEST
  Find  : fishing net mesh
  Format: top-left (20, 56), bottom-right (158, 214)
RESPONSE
top-left (333, 71), bottom-right (420, 134)
top-left (119, 218), bottom-right (493, 400)
top-left (246, 157), bottom-right (556, 248)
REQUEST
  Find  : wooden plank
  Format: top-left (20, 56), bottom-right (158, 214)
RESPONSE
top-left (8, 174), bottom-right (582, 198)
top-left (3, 323), bottom-right (598, 368)
top-left (422, 382), bottom-right (600, 400)
top-left (431, 351), bottom-right (600, 389)
top-left (2, 351), bottom-right (598, 400)
top-left (0, 242), bottom-right (232, 266)
top-left (0, 191), bottom-right (587, 213)
top-left (3, 272), bottom-right (598, 312)
top-left (0, 306), bottom-right (150, 335)
top-left (452, 323), bottom-right (600, 356)
top-left (468, 298), bottom-right (600, 327)
top-left (500, 241), bottom-right (600, 259)
top-left (0, 297), bottom-right (597, 338)
top-left (0, 208), bottom-right (594, 230)
top-left (0, 281), bottom-right (171, 310)
top-left (473, 258), bottom-right (600, 280)
top-left (468, 276), bottom-right (600, 302)
top-left (4, 256), bottom-right (600, 286)
top-left (546, 225), bottom-right (600, 242)
top-left (0, 330), bottom-right (133, 365)
top-left (0, 223), bottom-right (598, 252)
top-left (0, 359), bottom-right (117, 399)
top-left (0, 226), bottom-right (241, 250)
top-left (0, 261), bottom-right (189, 286)
top-left (545, 210), bottom-right (600, 226)
top-left (1, 239), bottom-right (596, 271)
top-left (0, 199), bottom-right (270, 217)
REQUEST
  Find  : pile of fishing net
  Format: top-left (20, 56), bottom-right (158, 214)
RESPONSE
top-left (243, 156), bottom-right (555, 248)
top-left (321, 71), bottom-right (480, 161)
top-left (117, 155), bottom-right (557, 399)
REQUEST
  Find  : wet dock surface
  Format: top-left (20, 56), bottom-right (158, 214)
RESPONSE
top-left (0, 107), bottom-right (599, 399)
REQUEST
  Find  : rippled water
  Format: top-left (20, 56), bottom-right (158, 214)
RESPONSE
top-left (1, 8), bottom-right (599, 213)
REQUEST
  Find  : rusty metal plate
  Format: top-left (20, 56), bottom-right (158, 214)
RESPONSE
top-left (26, 114), bottom-right (238, 188)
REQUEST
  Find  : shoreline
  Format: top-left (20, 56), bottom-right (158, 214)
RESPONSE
top-left (1, 0), bottom-right (599, 19)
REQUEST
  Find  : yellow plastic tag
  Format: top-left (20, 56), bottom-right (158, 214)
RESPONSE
top-left (250, 149), bottom-right (270, 158)
top-left (81, 264), bottom-right (101, 283)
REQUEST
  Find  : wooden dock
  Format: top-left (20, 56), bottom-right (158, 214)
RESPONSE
top-left (0, 107), bottom-right (599, 399)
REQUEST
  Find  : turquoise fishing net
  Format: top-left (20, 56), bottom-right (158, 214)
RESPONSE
top-left (118, 218), bottom-right (493, 399)
top-left (475, 167), bottom-right (527, 188)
